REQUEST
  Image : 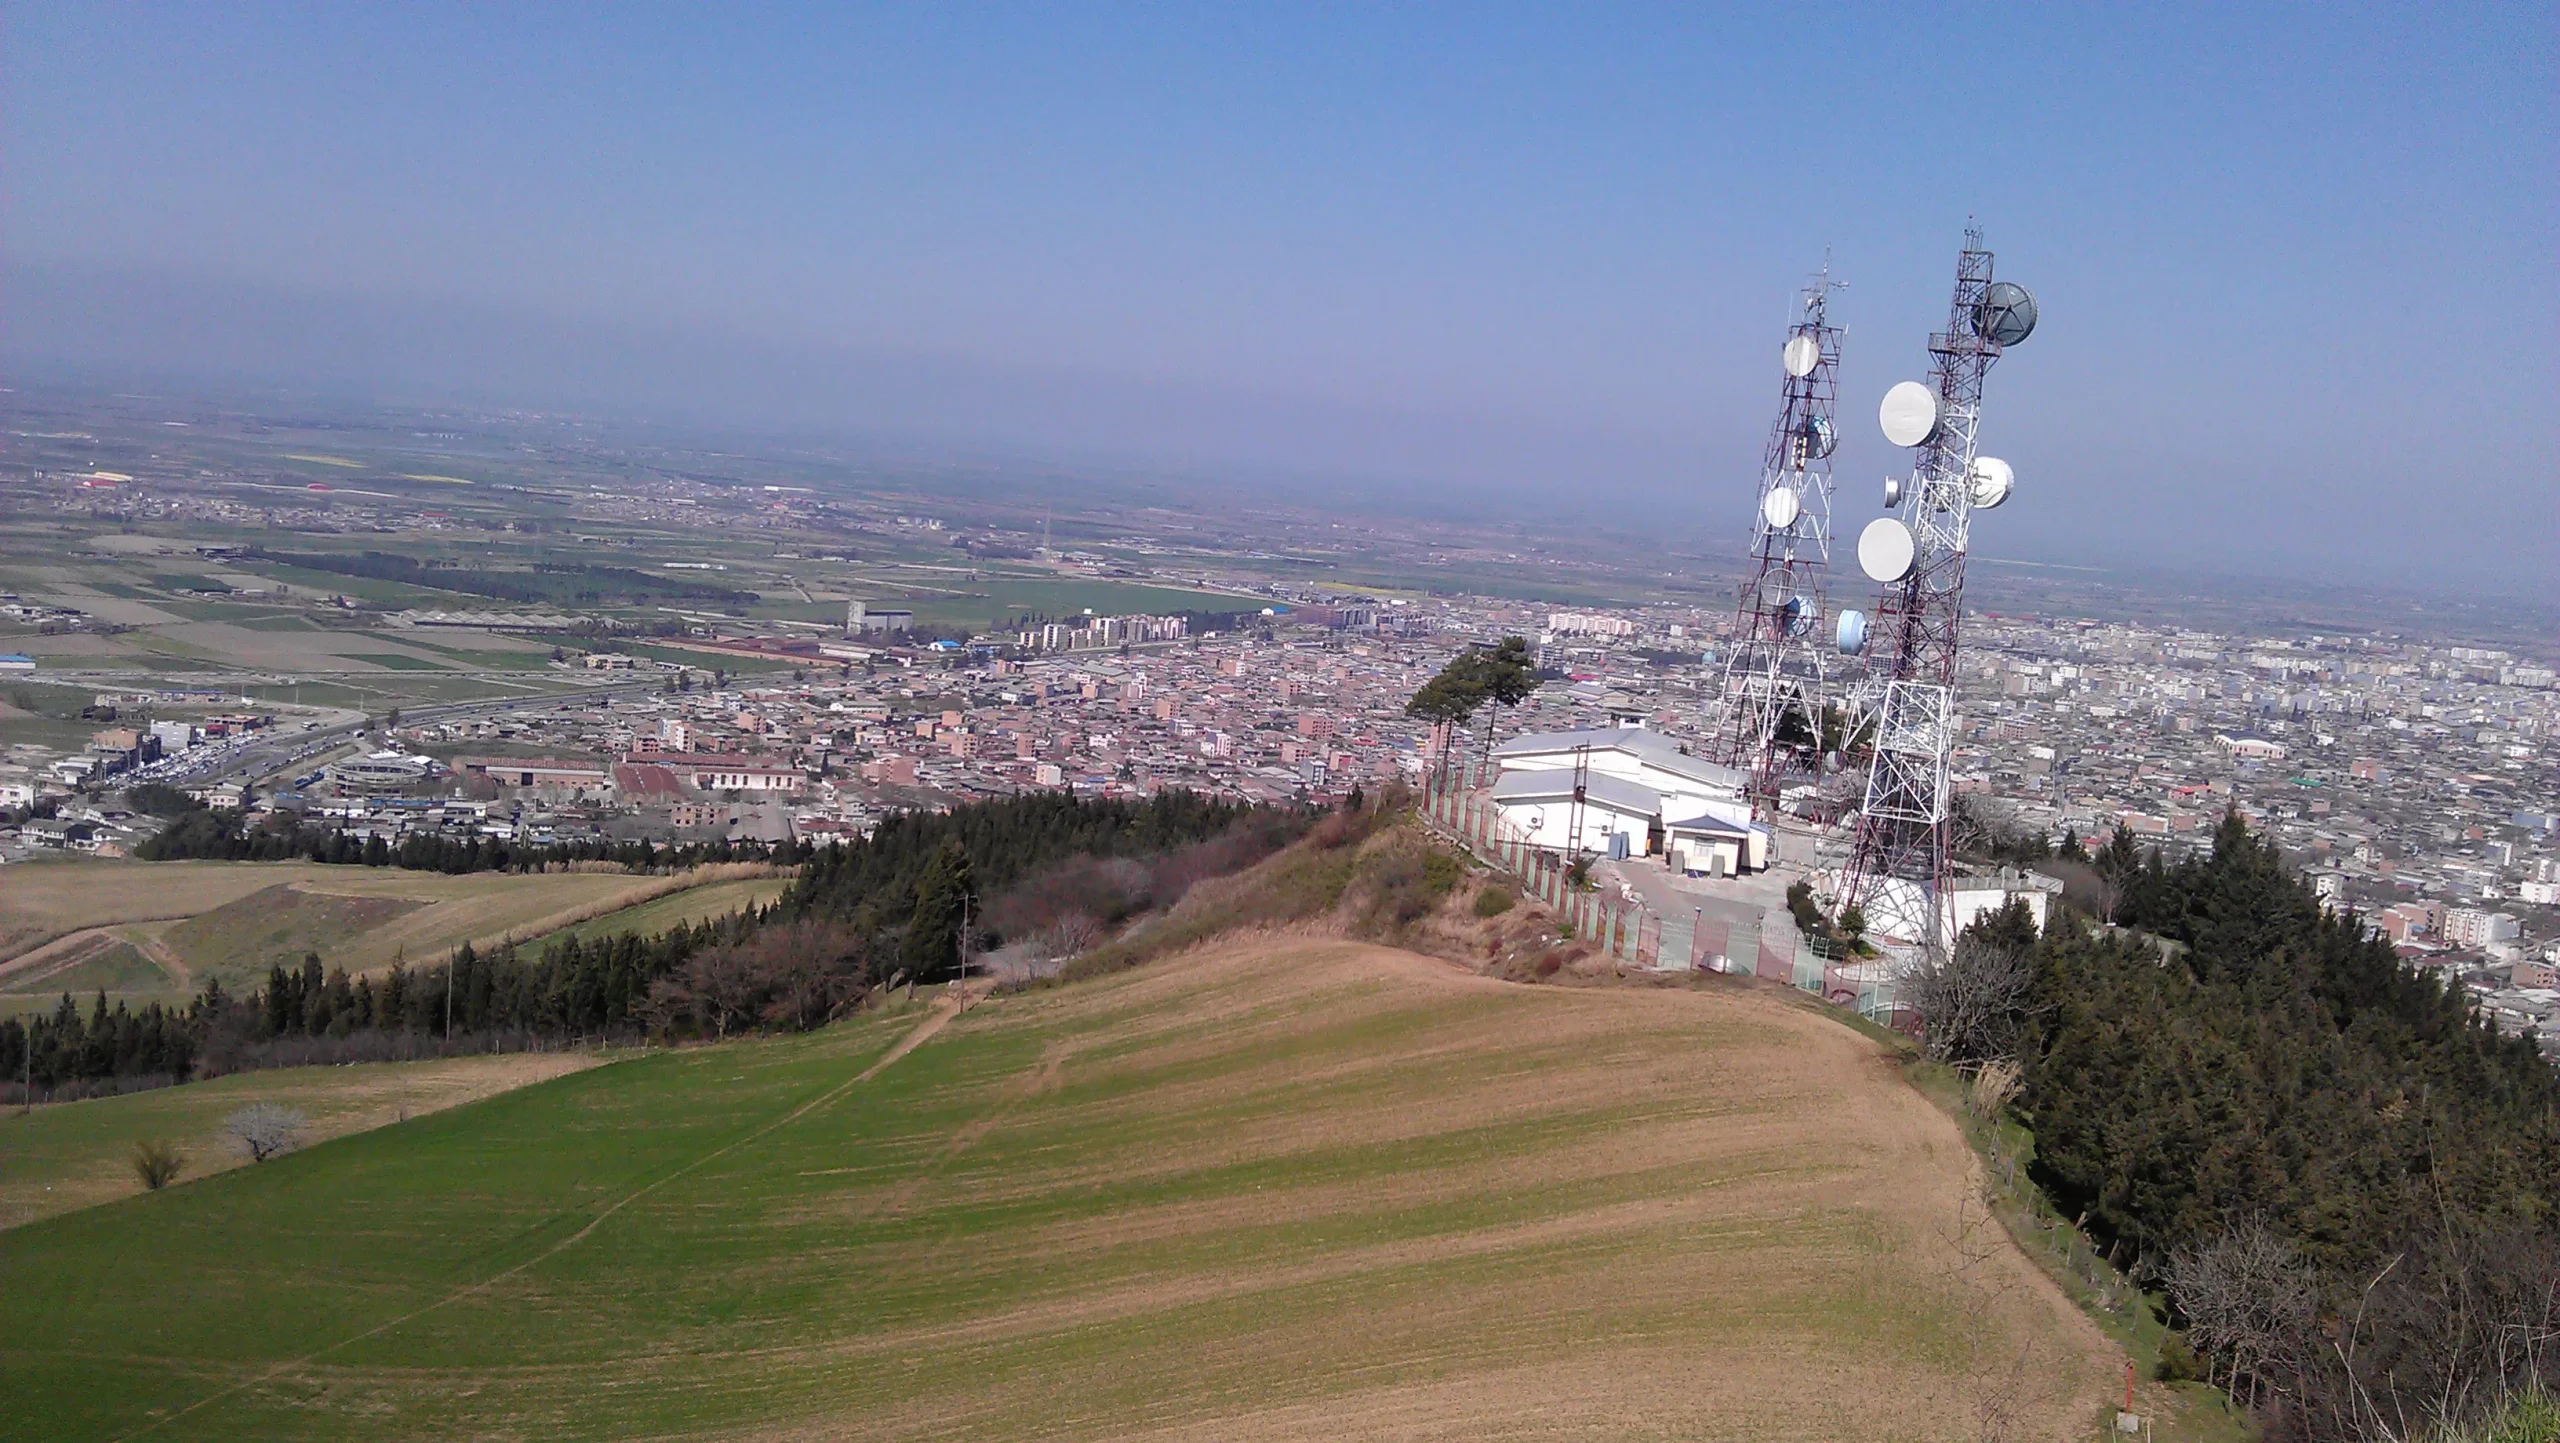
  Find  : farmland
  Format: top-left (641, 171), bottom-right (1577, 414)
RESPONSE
top-left (0, 937), bottom-right (2128, 1441)
top-left (0, 1051), bottom-right (598, 1230)
top-left (0, 861), bottom-right (776, 1011)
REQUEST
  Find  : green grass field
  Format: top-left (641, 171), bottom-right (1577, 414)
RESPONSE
top-left (521, 876), bottom-right (790, 959)
top-left (0, 1053), bottom-right (600, 1230)
top-left (0, 939), bottom-right (2132, 1441)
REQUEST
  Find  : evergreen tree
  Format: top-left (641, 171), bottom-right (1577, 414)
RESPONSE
top-left (902, 841), bottom-right (976, 982)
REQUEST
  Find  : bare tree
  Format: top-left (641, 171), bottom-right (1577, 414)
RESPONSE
top-left (222, 1104), bottom-right (308, 1163)
top-left (1900, 932), bottom-right (2039, 1066)
top-left (2165, 1217), bottom-right (2318, 1414)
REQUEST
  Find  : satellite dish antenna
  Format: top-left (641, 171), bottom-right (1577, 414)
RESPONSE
top-left (1972, 281), bottom-right (2037, 346)
top-left (1761, 485), bottom-right (1802, 530)
top-left (1969, 456), bottom-right (2014, 509)
top-left (1857, 518), bottom-right (1917, 582)
top-left (1882, 475), bottom-right (1904, 508)
top-left (1835, 608), bottom-right (1868, 656)
top-left (1782, 333), bottom-right (1821, 378)
top-left (1798, 414), bottom-right (1836, 461)
top-left (1879, 382), bottom-right (1941, 447)
top-left (1779, 595), bottom-right (1808, 634)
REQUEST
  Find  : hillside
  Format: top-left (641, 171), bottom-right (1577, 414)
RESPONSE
top-left (0, 932), bottom-right (2124, 1442)
top-left (0, 861), bottom-right (778, 1009)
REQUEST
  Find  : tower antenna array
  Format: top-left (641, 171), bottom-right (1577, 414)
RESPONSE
top-left (1833, 225), bottom-right (2036, 950)
top-left (1717, 266), bottom-right (1845, 819)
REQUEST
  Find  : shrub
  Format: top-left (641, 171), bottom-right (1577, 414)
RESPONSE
top-left (130, 1139), bottom-right (185, 1190)
top-left (1472, 886), bottom-right (1516, 918)
top-left (2152, 1332), bottom-right (2203, 1384)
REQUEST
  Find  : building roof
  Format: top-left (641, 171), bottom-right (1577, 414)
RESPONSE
top-left (612, 763), bottom-right (686, 798)
top-left (1664, 802), bottom-right (1762, 836)
top-left (1488, 767), bottom-right (1662, 816)
top-left (1493, 727), bottom-right (1745, 790)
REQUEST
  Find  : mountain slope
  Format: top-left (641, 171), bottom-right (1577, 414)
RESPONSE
top-left (0, 935), bottom-right (2119, 1441)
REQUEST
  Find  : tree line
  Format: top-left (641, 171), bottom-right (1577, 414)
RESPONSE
top-left (1908, 813), bottom-right (2559, 1440)
top-left (6, 790), bottom-right (1299, 1100)
top-left (136, 803), bottom-right (810, 874)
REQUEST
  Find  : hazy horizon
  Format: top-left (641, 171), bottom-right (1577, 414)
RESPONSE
top-left (6, 5), bottom-right (2553, 589)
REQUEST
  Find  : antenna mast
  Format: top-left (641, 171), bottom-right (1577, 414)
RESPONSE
top-left (1717, 266), bottom-right (1843, 820)
top-left (1834, 225), bottom-right (2036, 951)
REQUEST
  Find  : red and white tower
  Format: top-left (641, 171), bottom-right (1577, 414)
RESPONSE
top-left (1833, 226), bottom-right (2036, 949)
top-left (1717, 270), bottom-right (1844, 818)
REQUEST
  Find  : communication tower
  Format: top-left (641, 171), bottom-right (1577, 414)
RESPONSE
top-left (1717, 269), bottom-right (1844, 818)
top-left (1833, 226), bottom-right (2036, 949)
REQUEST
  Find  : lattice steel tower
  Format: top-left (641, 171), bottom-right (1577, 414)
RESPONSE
top-left (1717, 269), bottom-right (1844, 818)
top-left (1834, 226), bottom-right (2036, 948)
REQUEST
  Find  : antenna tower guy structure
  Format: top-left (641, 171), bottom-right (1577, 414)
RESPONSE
top-left (1833, 225), bottom-right (2037, 949)
top-left (1717, 268), bottom-right (1844, 818)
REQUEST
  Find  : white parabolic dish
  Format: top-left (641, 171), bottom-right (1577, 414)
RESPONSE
top-left (1879, 382), bottom-right (1941, 448)
top-left (1858, 517), bottom-right (1917, 582)
top-left (1782, 334), bottom-right (1820, 379)
top-left (1969, 456), bottom-right (2014, 509)
top-left (1761, 485), bottom-right (1802, 529)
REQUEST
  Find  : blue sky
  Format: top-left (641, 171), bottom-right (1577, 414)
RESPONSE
top-left (5, 4), bottom-right (2552, 587)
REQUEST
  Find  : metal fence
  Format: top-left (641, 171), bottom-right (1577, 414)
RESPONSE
top-left (1417, 774), bottom-right (1910, 1028)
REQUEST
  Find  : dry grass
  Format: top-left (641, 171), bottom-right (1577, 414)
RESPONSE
top-left (0, 933), bottom-right (2133, 1440)
top-left (0, 861), bottom-right (785, 996)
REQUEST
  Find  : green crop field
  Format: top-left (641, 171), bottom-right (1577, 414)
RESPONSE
top-left (0, 1052), bottom-right (600, 1230)
top-left (0, 938), bottom-right (2130, 1441)
top-left (521, 875), bottom-right (790, 959)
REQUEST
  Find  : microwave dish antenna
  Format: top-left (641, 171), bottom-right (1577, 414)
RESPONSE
top-left (1713, 262), bottom-right (1846, 822)
top-left (1783, 333), bottom-right (1821, 378)
top-left (1835, 224), bottom-right (2039, 955)
top-left (1879, 382), bottom-right (1942, 448)
top-left (1968, 456), bottom-right (2014, 509)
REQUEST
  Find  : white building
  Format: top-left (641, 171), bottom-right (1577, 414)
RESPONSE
top-left (1488, 728), bottom-right (1764, 872)
top-left (2443, 908), bottom-right (2521, 950)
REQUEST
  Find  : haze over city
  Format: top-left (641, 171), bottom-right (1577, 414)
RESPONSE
top-left (6, 3), bottom-right (2552, 588)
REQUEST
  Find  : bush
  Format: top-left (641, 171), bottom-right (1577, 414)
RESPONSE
top-left (1472, 886), bottom-right (1516, 918)
top-left (2152, 1332), bottom-right (2203, 1383)
top-left (130, 1139), bottom-right (185, 1190)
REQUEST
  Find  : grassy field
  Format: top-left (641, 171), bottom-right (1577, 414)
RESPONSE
top-left (521, 875), bottom-right (791, 959)
top-left (0, 1052), bottom-right (599, 1230)
top-left (0, 863), bottom-right (776, 1008)
top-left (0, 938), bottom-right (2136, 1441)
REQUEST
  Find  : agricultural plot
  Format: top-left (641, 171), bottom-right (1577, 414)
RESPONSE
top-left (521, 875), bottom-right (791, 959)
top-left (0, 938), bottom-right (2125, 1441)
top-left (0, 863), bottom-right (768, 1008)
top-left (0, 1052), bottom-right (599, 1230)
